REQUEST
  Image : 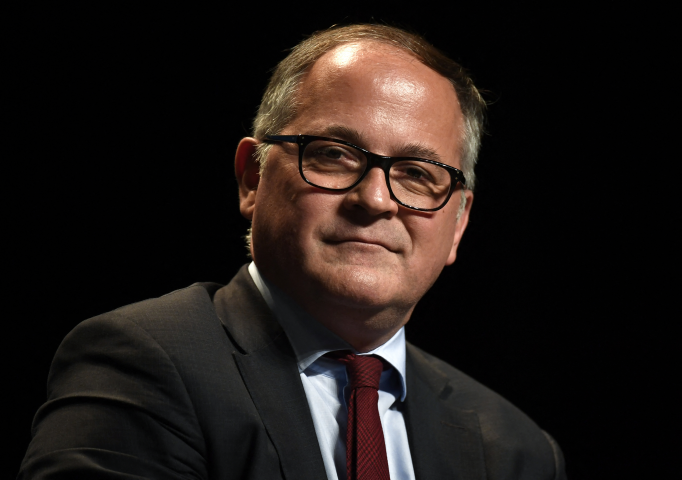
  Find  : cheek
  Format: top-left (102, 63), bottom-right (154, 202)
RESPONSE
top-left (293, 192), bottom-right (342, 235)
top-left (255, 173), bottom-right (337, 246)
top-left (436, 215), bottom-right (458, 247)
top-left (405, 213), bottom-right (457, 263)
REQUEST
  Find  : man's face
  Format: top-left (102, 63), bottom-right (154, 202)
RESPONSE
top-left (243, 43), bottom-right (472, 321)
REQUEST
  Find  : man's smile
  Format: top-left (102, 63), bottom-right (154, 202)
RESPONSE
top-left (324, 236), bottom-right (399, 253)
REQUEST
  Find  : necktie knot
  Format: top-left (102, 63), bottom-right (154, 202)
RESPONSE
top-left (326, 352), bottom-right (384, 390)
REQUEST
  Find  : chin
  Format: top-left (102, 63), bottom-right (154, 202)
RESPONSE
top-left (308, 263), bottom-right (409, 309)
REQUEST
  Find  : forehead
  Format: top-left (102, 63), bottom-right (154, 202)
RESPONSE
top-left (290, 42), bottom-right (464, 166)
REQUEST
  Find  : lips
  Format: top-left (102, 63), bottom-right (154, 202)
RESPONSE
top-left (324, 235), bottom-right (400, 252)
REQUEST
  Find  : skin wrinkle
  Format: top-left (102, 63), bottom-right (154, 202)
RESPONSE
top-left (238, 43), bottom-right (473, 352)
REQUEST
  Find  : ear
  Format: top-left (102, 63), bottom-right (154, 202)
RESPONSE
top-left (235, 137), bottom-right (261, 221)
top-left (445, 189), bottom-right (474, 266)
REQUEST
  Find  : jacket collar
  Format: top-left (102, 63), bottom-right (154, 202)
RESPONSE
top-left (213, 265), bottom-right (328, 480)
top-left (404, 343), bottom-right (487, 480)
top-left (213, 264), bottom-right (283, 354)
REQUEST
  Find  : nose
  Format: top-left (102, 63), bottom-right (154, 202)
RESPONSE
top-left (342, 167), bottom-right (399, 217)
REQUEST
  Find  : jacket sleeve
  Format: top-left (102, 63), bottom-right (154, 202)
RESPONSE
top-left (19, 313), bottom-right (209, 479)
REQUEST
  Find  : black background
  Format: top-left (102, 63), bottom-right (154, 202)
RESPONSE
top-left (7, 3), bottom-right (674, 478)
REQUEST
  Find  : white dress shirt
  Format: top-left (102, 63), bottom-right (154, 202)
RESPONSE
top-left (248, 262), bottom-right (416, 480)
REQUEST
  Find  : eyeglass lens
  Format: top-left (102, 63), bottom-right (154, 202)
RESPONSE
top-left (302, 139), bottom-right (452, 210)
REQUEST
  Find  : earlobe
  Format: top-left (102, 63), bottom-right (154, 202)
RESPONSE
top-left (235, 137), bottom-right (261, 221)
top-left (445, 190), bottom-right (474, 266)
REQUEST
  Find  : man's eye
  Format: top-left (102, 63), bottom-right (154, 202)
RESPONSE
top-left (318, 147), bottom-right (345, 159)
top-left (405, 167), bottom-right (425, 179)
top-left (395, 165), bottom-right (433, 183)
top-left (311, 146), bottom-right (362, 164)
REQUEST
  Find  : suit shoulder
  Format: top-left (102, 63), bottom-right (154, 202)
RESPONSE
top-left (109, 282), bottom-right (224, 325)
top-left (65, 282), bottom-right (230, 367)
top-left (22, 285), bottom-right (228, 479)
top-left (74, 282), bottom-right (221, 336)
top-left (406, 342), bottom-right (565, 478)
top-left (407, 341), bottom-right (522, 412)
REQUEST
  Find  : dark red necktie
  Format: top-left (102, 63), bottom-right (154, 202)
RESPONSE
top-left (328, 352), bottom-right (391, 480)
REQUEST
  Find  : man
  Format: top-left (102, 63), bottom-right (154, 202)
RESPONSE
top-left (20, 24), bottom-right (566, 479)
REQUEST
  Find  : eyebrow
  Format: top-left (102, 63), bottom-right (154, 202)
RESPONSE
top-left (317, 125), bottom-right (365, 146)
top-left (314, 124), bottom-right (443, 162)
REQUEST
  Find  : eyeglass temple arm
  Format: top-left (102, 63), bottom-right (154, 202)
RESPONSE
top-left (263, 135), bottom-right (299, 144)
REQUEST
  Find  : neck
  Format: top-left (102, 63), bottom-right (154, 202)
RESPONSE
top-left (289, 289), bottom-right (414, 353)
top-left (253, 262), bottom-right (416, 353)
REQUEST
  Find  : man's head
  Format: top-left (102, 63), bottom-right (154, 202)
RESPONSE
top-left (235, 25), bottom-right (485, 351)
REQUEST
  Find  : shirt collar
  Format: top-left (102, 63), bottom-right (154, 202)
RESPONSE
top-left (248, 262), bottom-right (407, 401)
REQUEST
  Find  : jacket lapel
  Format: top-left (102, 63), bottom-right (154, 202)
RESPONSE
top-left (404, 344), bottom-right (486, 480)
top-left (214, 266), bottom-right (327, 480)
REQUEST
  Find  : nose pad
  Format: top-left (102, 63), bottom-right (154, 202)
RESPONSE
top-left (343, 167), bottom-right (398, 216)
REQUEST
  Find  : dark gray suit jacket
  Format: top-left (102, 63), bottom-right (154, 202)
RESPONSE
top-left (20, 266), bottom-right (566, 479)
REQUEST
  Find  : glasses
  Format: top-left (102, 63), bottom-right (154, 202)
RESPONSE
top-left (263, 134), bottom-right (466, 212)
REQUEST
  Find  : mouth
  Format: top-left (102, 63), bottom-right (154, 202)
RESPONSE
top-left (326, 237), bottom-right (397, 252)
